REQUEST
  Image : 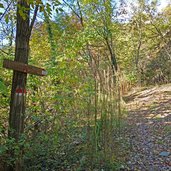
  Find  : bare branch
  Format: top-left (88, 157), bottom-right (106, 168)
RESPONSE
top-left (76, 0), bottom-right (83, 26)
top-left (0, 48), bottom-right (13, 56)
top-left (0, 1), bottom-right (12, 21)
top-left (62, 0), bottom-right (81, 19)
top-left (29, 4), bottom-right (39, 37)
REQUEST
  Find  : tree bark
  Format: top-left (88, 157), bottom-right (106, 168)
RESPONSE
top-left (7, 1), bottom-right (30, 171)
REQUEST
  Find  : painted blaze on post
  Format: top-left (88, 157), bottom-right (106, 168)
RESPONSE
top-left (14, 86), bottom-right (27, 106)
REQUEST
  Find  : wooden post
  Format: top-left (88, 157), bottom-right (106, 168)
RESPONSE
top-left (3, 59), bottom-right (47, 171)
top-left (3, 1), bottom-right (41, 171)
top-left (6, 1), bottom-right (30, 170)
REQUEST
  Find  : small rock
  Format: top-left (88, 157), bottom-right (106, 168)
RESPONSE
top-left (159, 151), bottom-right (170, 157)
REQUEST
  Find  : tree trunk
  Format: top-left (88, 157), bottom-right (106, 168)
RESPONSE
top-left (7, 1), bottom-right (30, 171)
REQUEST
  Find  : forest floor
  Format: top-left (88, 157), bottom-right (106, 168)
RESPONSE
top-left (123, 84), bottom-right (171, 171)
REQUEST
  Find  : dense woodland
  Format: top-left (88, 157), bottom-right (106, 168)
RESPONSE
top-left (0, 0), bottom-right (171, 170)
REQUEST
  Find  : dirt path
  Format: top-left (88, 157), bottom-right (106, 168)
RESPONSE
top-left (124, 84), bottom-right (171, 171)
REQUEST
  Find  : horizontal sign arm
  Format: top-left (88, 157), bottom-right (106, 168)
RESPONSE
top-left (3, 59), bottom-right (47, 76)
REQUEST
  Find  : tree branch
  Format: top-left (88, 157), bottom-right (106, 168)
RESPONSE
top-left (76, 0), bottom-right (84, 26)
top-left (29, 4), bottom-right (39, 37)
top-left (0, 48), bottom-right (13, 56)
top-left (0, 1), bottom-right (12, 21)
top-left (62, 0), bottom-right (81, 19)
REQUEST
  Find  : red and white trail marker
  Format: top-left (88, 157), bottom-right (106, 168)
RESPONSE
top-left (15, 88), bottom-right (26, 96)
top-left (14, 87), bottom-right (27, 106)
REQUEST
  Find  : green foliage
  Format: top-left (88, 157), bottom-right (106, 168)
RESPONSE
top-left (0, 3), bottom-right (4, 9)
top-left (0, 79), bottom-right (7, 95)
top-left (1, 0), bottom-right (171, 170)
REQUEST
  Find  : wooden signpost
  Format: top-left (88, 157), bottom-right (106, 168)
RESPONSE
top-left (3, 58), bottom-right (47, 170)
top-left (3, 58), bottom-right (47, 109)
top-left (3, 59), bottom-right (47, 171)
top-left (3, 59), bottom-right (47, 76)
top-left (4, 1), bottom-right (43, 170)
